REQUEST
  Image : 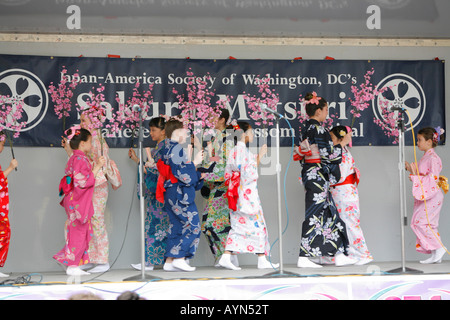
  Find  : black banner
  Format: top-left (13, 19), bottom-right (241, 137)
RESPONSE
top-left (0, 54), bottom-right (445, 147)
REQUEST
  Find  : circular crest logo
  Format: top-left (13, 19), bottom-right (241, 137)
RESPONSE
top-left (372, 73), bottom-right (426, 132)
top-left (0, 68), bottom-right (48, 131)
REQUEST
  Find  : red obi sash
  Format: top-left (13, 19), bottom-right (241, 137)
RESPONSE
top-left (225, 171), bottom-right (240, 211)
top-left (332, 172), bottom-right (359, 187)
top-left (59, 174), bottom-right (73, 197)
top-left (156, 159), bottom-right (178, 203)
top-left (293, 140), bottom-right (320, 163)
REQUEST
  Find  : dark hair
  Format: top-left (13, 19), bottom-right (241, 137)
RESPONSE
top-left (149, 116), bottom-right (166, 130)
top-left (219, 109), bottom-right (230, 123)
top-left (0, 130), bottom-right (5, 139)
top-left (418, 127), bottom-right (443, 148)
top-left (164, 119), bottom-right (184, 139)
top-left (304, 92), bottom-right (328, 117)
top-left (232, 121), bottom-right (252, 144)
top-left (116, 291), bottom-right (144, 300)
top-left (330, 125), bottom-right (350, 140)
top-left (67, 128), bottom-right (92, 150)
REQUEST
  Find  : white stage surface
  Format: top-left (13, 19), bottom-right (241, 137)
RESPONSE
top-left (0, 261), bottom-right (450, 301)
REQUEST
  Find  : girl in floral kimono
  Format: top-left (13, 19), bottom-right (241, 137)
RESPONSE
top-left (201, 109), bottom-right (235, 266)
top-left (80, 111), bottom-right (121, 273)
top-left (157, 119), bottom-right (204, 272)
top-left (406, 127), bottom-right (447, 264)
top-left (54, 128), bottom-right (105, 276)
top-left (218, 122), bottom-right (279, 270)
top-left (329, 126), bottom-right (373, 265)
top-left (128, 117), bottom-right (170, 271)
top-left (296, 92), bottom-right (355, 268)
top-left (61, 111), bottom-right (122, 273)
top-left (0, 131), bottom-right (18, 277)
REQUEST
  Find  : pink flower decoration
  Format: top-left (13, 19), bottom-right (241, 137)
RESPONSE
top-left (306, 92), bottom-right (321, 105)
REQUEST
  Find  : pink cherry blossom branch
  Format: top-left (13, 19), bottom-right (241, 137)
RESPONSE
top-left (106, 82), bottom-right (154, 146)
top-left (373, 96), bottom-right (399, 144)
top-left (48, 66), bottom-right (80, 132)
top-left (349, 68), bottom-right (389, 128)
top-left (243, 74), bottom-right (279, 128)
top-left (0, 94), bottom-right (26, 166)
top-left (173, 68), bottom-right (228, 137)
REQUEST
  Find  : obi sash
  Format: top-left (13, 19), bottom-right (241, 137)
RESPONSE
top-left (438, 175), bottom-right (449, 194)
top-left (156, 159), bottom-right (178, 203)
top-left (332, 172), bottom-right (360, 188)
top-left (59, 174), bottom-right (73, 197)
top-left (293, 139), bottom-right (320, 163)
top-left (225, 171), bottom-right (240, 211)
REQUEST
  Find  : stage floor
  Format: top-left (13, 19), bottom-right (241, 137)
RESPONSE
top-left (1, 261), bottom-right (450, 300)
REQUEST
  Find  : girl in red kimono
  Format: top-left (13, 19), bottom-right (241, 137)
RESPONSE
top-left (53, 128), bottom-right (105, 276)
top-left (0, 131), bottom-right (18, 277)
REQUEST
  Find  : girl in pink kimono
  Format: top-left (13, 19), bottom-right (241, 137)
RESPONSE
top-left (218, 122), bottom-right (279, 270)
top-left (329, 126), bottom-right (373, 266)
top-left (62, 112), bottom-right (122, 274)
top-left (54, 128), bottom-right (105, 276)
top-left (406, 127), bottom-right (447, 264)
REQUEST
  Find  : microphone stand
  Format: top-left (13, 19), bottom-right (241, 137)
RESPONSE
top-left (388, 110), bottom-right (422, 274)
top-left (124, 110), bottom-right (160, 281)
top-left (264, 113), bottom-right (298, 277)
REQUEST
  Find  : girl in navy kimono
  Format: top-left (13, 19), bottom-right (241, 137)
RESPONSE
top-left (296, 92), bottom-right (355, 268)
top-left (157, 119), bottom-right (204, 272)
top-left (128, 117), bottom-right (170, 271)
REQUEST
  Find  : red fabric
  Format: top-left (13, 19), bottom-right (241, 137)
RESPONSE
top-left (332, 172), bottom-right (359, 187)
top-left (156, 159), bottom-right (178, 204)
top-left (0, 168), bottom-right (10, 267)
top-left (225, 171), bottom-right (240, 211)
top-left (59, 174), bottom-right (73, 197)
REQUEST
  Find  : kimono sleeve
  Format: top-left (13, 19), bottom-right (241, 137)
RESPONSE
top-left (168, 145), bottom-right (203, 190)
top-left (72, 156), bottom-right (96, 190)
top-left (411, 157), bottom-right (442, 201)
top-left (313, 126), bottom-right (342, 177)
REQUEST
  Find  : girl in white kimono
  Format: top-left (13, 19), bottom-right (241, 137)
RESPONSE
top-left (405, 127), bottom-right (447, 264)
top-left (218, 122), bottom-right (279, 270)
top-left (329, 126), bottom-right (373, 265)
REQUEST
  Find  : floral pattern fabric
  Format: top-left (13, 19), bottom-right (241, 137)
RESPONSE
top-left (330, 147), bottom-right (373, 261)
top-left (409, 148), bottom-right (444, 254)
top-left (299, 119), bottom-right (349, 258)
top-left (160, 140), bottom-right (203, 259)
top-left (224, 141), bottom-right (270, 255)
top-left (137, 139), bottom-right (170, 266)
top-left (53, 150), bottom-right (95, 267)
top-left (201, 129), bottom-right (233, 260)
top-left (0, 167), bottom-right (10, 267)
top-left (86, 131), bottom-right (110, 264)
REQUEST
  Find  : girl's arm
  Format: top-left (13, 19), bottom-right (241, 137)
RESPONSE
top-left (3, 159), bottom-right (18, 178)
top-left (256, 144), bottom-right (267, 166)
top-left (93, 156), bottom-right (106, 177)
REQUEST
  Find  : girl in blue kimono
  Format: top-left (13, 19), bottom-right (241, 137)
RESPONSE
top-left (157, 119), bottom-right (204, 272)
top-left (128, 117), bottom-right (170, 271)
top-left (296, 92), bottom-right (355, 268)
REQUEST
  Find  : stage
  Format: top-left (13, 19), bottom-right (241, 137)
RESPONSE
top-left (0, 261), bottom-right (449, 301)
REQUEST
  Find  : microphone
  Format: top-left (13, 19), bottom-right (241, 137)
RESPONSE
top-left (389, 105), bottom-right (406, 112)
top-left (132, 104), bottom-right (141, 112)
top-left (261, 103), bottom-right (284, 118)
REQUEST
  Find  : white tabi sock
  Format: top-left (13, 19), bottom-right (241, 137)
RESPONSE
top-left (218, 253), bottom-right (241, 270)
